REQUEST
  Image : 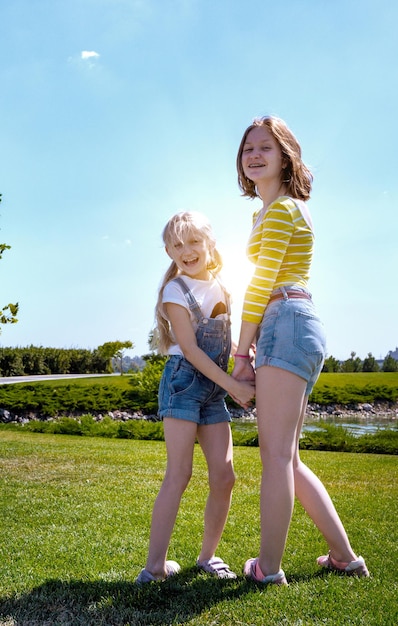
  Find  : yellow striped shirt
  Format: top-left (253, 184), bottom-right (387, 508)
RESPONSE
top-left (242, 196), bottom-right (313, 323)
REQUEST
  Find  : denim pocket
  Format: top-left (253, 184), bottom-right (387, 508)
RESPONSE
top-left (169, 358), bottom-right (196, 395)
top-left (293, 311), bottom-right (326, 358)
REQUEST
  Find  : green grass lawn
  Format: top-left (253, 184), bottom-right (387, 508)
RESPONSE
top-left (314, 371), bottom-right (398, 388)
top-left (2, 370), bottom-right (397, 392)
top-left (0, 431), bottom-right (397, 625)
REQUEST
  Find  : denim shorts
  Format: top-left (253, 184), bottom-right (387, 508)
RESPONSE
top-left (255, 293), bottom-right (326, 395)
top-left (158, 355), bottom-right (231, 425)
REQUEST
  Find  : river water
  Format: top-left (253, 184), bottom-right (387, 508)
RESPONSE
top-left (232, 413), bottom-right (398, 437)
top-left (303, 415), bottom-right (397, 436)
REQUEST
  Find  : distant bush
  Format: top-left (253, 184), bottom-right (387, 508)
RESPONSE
top-left (300, 423), bottom-right (358, 452)
top-left (0, 346), bottom-right (109, 376)
top-left (0, 383), bottom-right (129, 417)
top-left (2, 418), bottom-right (397, 454)
top-left (117, 419), bottom-right (164, 440)
top-left (299, 423), bottom-right (398, 454)
top-left (353, 430), bottom-right (398, 455)
top-left (24, 414), bottom-right (164, 440)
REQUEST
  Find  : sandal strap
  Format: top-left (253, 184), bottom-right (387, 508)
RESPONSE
top-left (329, 553), bottom-right (365, 572)
top-left (197, 556), bottom-right (236, 578)
top-left (344, 556), bottom-right (366, 572)
top-left (318, 551), bottom-right (369, 577)
top-left (244, 558), bottom-right (287, 585)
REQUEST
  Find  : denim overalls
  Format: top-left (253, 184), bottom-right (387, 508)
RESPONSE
top-left (157, 277), bottom-right (232, 425)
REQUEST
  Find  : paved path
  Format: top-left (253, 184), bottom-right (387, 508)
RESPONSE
top-left (0, 374), bottom-right (118, 385)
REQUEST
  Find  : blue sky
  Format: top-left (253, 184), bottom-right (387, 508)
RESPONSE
top-left (1, 0), bottom-right (397, 361)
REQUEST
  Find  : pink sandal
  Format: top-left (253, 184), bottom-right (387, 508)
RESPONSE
top-left (317, 551), bottom-right (369, 577)
top-left (243, 558), bottom-right (287, 585)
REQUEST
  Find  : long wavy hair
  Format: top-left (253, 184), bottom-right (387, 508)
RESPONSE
top-left (236, 115), bottom-right (313, 201)
top-left (153, 211), bottom-right (223, 354)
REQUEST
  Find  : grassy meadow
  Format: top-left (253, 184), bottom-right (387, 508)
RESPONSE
top-left (0, 430), bottom-right (397, 625)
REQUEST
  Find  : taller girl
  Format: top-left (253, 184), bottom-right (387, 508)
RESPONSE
top-left (136, 211), bottom-right (254, 584)
top-left (232, 116), bottom-right (369, 585)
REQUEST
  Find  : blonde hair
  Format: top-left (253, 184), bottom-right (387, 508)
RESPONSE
top-left (236, 115), bottom-right (313, 201)
top-left (154, 211), bottom-right (223, 354)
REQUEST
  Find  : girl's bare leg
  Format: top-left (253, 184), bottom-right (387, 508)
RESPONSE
top-left (145, 418), bottom-right (197, 578)
top-left (256, 364), bottom-right (358, 577)
top-left (293, 398), bottom-right (357, 562)
top-left (196, 422), bottom-right (235, 561)
top-left (256, 366), bottom-right (306, 576)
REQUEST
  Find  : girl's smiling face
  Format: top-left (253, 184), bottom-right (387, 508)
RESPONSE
top-left (241, 126), bottom-right (285, 189)
top-left (166, 230), bottom-right (212, 280)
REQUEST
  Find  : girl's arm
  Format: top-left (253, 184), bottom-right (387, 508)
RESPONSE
top-left (232, 320), bottom-right (257, 382)
top-left (165, 302), bottom-right (255, 407)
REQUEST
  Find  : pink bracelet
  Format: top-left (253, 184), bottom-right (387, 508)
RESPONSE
top-left (234, 354), bottom-right (250, 359)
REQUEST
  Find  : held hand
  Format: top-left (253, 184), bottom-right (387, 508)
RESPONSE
top-left (230, 398), bottom-right (252, 410)
top-left (230, 379), bottom-right (255, 410)
top-left (231, 358), bottom-right (255, 382)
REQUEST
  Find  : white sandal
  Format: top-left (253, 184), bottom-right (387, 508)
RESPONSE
top-left (135, 560), bottom-right (181, 584)
top-left (197, 556), bottom-right (237, 579)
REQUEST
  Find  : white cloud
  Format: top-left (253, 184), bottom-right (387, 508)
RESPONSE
top-left (81, 51), bottom-right (100, 60)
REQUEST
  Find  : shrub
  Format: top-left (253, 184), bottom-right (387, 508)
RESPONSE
top-left (300, 423), bottom-right (358, 452)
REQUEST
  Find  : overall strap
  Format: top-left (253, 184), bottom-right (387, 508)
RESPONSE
top-left (173, 277), bottom-right (203, 324)
top-left (215, 276), bottom-right (231, 317)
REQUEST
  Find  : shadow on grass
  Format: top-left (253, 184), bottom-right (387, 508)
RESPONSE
top-left (0, 566), bottom-right (331, 626)
top-left (0, 566), bottom-right (303, 626)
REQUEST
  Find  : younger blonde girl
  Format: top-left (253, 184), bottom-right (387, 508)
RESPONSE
top-left (136, 211), bottom-right (254, 583)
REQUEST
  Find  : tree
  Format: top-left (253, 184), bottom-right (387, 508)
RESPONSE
top-left (322, 355), bottom-right (341, 372)
top-left (362, 352), bottom-right (379, 372)
top-left (0, 194), bottom-right (19, 333)
top-left (341, 351), bottom-right (362, 372)
top-left (126, 354), bottom-right (167, 413)
top-left (97, 340), bottom-right (134, 374)
top-left (382, 353), bottom-right (398, 372)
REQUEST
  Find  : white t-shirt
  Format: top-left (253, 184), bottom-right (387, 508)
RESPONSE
top-left (162, 275), bottom-right (230, 356)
